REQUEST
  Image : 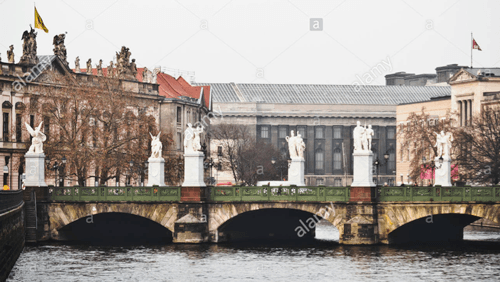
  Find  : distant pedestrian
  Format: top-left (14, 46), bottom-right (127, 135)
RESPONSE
top-left (383, 182), bottom-right (388, 187)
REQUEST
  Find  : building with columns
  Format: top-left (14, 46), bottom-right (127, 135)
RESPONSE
top-left (199, 82), bottom-right (450, 186)
top-left (450, 68), bottom-right (500, 125)
top-left (1, 54), bottom-right (211, 189)
top-left (395, 67), bottom-right (500, 185)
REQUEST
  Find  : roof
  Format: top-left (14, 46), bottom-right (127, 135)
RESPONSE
top-left (193, 83), bottom-right (451, 105)
top-left (72, 66), bottom-right (211, 109)
top-left (464, 68), bottom-right (500, 77)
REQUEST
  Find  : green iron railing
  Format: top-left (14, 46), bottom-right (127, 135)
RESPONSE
top-left (211, 186), bottom-right (350, 202)
top-left (377, 186), bottom-right (500, 202)
top-left (50, 186), bottom-right (181, 202)
top-left (49, 185), bottom-right (500, 202)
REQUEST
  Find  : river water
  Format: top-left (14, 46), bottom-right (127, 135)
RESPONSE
top-left (8, 223), bottom-right (500, 282)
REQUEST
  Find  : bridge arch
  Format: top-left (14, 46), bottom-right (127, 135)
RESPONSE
top-left (208, 202), bottom-right (345, 242)
top-left (48, 202), bottom-right (178, 241)
top-left (380, 203), bottom-right (500, 244)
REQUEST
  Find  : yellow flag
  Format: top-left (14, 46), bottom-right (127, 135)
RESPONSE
top-left (34, 7), bottom-right (49, 33)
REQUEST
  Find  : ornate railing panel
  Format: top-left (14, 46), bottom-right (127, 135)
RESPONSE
top-left (379, 186), bottom-right (500, 202)
top-left (211, 186), bottom-right (350, 202)
top-left (51, 186), bottom-right (181, 202)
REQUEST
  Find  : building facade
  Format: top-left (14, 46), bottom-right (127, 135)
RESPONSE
top-left (0, 54), bottom-right (211, 189)
top-left (200, 82), bottom-right (451, 186)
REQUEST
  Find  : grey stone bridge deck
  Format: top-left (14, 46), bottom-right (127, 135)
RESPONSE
top-left (25, 186), bottom-right (500, 245)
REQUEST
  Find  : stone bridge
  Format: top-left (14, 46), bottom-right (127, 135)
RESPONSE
top-left (44, 200), bottom-right (500, 245)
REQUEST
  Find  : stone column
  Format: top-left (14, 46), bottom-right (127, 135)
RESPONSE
top-left (182, 151), bottom-right (206, 201)
top-left (458, 101), bottom-right (463, 126)
top-left (288, 157), bottom-right (305, 186)
top-left (147, 157), bottom-right (166, 186)
top-left (469, 99), bottom-right (473, 122)
top-left (434, 155), bottom-right (452, 187)
top-left (463, 100), bottom-right (468, 126)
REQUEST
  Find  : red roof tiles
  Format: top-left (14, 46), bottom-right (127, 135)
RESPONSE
top-left (73, 68), bottom-right (210, 109)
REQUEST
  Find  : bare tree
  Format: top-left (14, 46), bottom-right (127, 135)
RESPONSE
top-left (27, 72), bottom-right (160, 186)
top-left (454, 106), bottom-right (500, 185)
top-left (210, 122), bottom-right (284, 185)
top-left (398, 107), bottom-right (455, 184)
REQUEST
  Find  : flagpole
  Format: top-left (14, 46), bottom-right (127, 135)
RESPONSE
top-left (471, 32), bottom-right (473, 68)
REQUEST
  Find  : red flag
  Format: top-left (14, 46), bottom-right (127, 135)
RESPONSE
top-left (472, 38), bottom-right (482, 51)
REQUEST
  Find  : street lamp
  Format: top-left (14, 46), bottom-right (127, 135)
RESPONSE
top-left (46, 157), bottom-right (66, 187)
top-left (127, 160), bottom-right (134, 186)
top-left (204, 157), bottom-right (215, 185)
top-left (374, 151), bottom-right (390, 187)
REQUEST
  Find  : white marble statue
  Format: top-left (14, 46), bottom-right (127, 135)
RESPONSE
top-left (285, 130), bottom-right (298, 158)
top-left (366, 125), bottom-right (374, 150)
top-left (296, 133), bottom-right (306, 158)
top-left (435, 130), bottom-right (453, 157)
top-left (184, 123), bottom-right (204, 153)
top-left (353, 121), bottom-right (368, 151)
top-left (152, 67), bottom-right (160, 84)
top-left (184, 123), bottom-right (194, 153)
top-left (25, 122), bottom-right (46, 154)
top-left (192, 125), bottom-right (204, 152)
top-left (149, 132), bottom-right (162, 159)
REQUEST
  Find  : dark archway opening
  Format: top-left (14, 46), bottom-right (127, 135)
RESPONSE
top-left (57, 212), bottom-right (172, 245)
top-left (218, 209), bottom-right (337, 243)
top-left (389, 214), bottom-right (480, 244)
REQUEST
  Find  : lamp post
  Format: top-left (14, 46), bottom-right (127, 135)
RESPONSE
top-left (373, 152), bottom-right (390, 187)
top-left (46, 157), bottom-right (66, 187)
top-left (204, 157), bottom-right (215, 185)
top-left (271, 156), bottom-right (287, 181)
top-left (128, 160), bottom-right (133, 186)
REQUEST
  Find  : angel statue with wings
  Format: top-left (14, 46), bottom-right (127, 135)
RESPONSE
top-left (434, 130), bottom-right (453, 158)
top-left (25, 122), bottom-right (46, 154)
top-left (149, 132), bottom-right (162, 159)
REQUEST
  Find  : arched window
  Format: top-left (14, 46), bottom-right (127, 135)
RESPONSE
top-left (333, 148), bottom-right (342, 170)
top-left (315, 149), bottom-right (324, 170)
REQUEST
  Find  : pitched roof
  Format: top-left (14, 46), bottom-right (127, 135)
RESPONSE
top-left (72, 66), bottom-right (210, 109)
top-left (193, 83), bottom-right (451, 105)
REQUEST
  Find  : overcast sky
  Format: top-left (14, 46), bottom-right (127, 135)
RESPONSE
top-left (1, 0), bottom-right (498, 85)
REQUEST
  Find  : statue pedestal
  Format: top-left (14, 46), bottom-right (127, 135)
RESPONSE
top-left (147, 157), bottom-right (166, 186)
top-left (434, 156), bottom-right (452, 186)
top-left (351, 151), bottom-right (376, 187)
top-left (182, 152), bottom-right (206, 187)
top-left (24, 153), bottom-right (47, 187)
top-left (288, 157), bottom-right (305, 186)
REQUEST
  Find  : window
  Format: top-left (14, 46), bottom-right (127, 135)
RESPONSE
top-left (388, 149), bottom-right (395, 171)
top-left (317, 178), bottom-right (324, 186)
top-left (387, 127), bottom-right (395, 139)
top-left (260, 126), bottom-right (269, 138)
top-left (3, 113), bottom-right (9, 141)
top-left (176, 107), bottom-right (182, 123)
top-left (333, 127), bottom-right (342, 139)
top-left (315, 127), bottom-right (324, 139)
top-left (279, 127), bottom-right (287, 138)
top-left (176, 132), bottom-right (181, 150)
top-left (334, 178), bottom-right (342, 186)
top-left (315, 150), bottom-right (324, 170)
top-left (15, 114), bottom-right (21, 142)
top-left (217, 146), bottom-right (223, 157)
top-left (333, 149), bottom-right (342, 170)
